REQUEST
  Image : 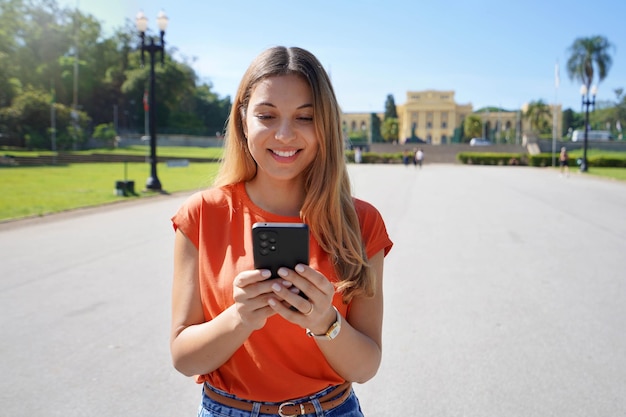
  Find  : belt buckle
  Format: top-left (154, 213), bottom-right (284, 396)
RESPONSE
top-left (278, 401), bottom-right (305, 417)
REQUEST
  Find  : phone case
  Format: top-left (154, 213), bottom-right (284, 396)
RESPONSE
top-left (252, 222), bottom-right (309, 278)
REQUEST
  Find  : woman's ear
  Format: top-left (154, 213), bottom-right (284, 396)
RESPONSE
top-left (240, 108), bottom-right (248, 139)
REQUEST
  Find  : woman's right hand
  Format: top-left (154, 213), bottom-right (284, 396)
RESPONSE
top-left (232, 269), bottom-right (295, 330)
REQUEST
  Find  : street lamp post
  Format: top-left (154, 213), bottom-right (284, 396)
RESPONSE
top-left (136, 10), bottom-right (168, 191)
top-left (579, 84), bottom-right (597, 173)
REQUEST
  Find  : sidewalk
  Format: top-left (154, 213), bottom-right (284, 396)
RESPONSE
top-left (1, 164), bottom-right (625, 416)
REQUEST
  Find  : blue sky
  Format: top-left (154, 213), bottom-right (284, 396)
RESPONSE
top-left (58, 0), bottom-right (625, 113)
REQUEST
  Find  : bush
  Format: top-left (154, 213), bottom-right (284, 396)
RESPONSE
top-left (345, 150), bottom-right (402, 164)
top-left (588, 156), bottom-right (626, 168)
top-left (92, 123), bottom-right (118, 149)
top-left (527, 153), bottom-right (626, 168)
top-left (457, 152), bottom-right (526, 166)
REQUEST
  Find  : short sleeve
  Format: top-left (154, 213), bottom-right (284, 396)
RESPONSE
top-left (354, 199), bottom-right (393, 258)
top-left (171, 192), bottom-right (203, 249)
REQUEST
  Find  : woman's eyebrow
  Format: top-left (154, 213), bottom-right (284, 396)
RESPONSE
top-left (251, 102), bottom-right (313, 109)
top-left (252, 101), bottom-right (276, 108)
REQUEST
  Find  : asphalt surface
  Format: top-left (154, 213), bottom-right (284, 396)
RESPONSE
top-left (1, 164), bottom-right (625, 416)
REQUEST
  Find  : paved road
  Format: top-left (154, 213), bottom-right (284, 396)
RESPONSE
top-left (1, 164), bottom-right (625, 416)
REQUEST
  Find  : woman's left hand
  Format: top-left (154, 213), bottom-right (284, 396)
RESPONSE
top-left (267, 263), bottom-right (337, 334)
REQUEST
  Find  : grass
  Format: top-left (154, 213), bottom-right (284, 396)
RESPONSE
top-left (585, 167), bottom-right (626, 181)
top-left (0, 161), bottom-right (219, 221)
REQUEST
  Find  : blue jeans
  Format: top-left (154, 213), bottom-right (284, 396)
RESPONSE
top-left (198, 383), bottom-right (364, 417)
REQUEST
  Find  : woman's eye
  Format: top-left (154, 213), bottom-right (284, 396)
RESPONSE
top-left (255, 114), bottom-right (273, 120)
top-left (298, 116), bottom-right (313, 122)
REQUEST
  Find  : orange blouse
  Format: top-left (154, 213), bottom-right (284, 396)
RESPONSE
top-left (172, 182), bottom-right (393, 401)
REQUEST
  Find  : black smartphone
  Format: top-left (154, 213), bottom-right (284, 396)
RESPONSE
top-left (252, 222), bottom-right (309, 278)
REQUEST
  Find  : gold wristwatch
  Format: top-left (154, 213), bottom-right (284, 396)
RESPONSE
top-left (306, 306), bottom-right (341, 340)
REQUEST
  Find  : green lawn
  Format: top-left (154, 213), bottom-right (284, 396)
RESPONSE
top-left (584, 167), bottom-right (626, 181)
top-left (0, 161), bottom-right (219, 221)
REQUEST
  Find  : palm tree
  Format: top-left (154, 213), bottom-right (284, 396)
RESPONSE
top-left (523, 100), bottom-right (552, 135)
top-left (566, 36), bottom-right (614, 172)
top-left (566, 36), bottom-right (614, 90)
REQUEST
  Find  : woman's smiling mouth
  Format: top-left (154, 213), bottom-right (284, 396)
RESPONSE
top-left (271, 149), bottom-right (299, 158)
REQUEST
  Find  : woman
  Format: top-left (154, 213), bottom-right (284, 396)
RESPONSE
top-left (171, 46), bottom-right (393, 416)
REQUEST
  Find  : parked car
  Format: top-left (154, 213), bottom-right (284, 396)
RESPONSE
top-left (469, 138), bottom-right (492, 146)
top-left (571, 130), bottom-right (613, 142)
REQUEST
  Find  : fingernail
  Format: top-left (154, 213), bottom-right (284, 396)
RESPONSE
top-left (268, 298), bottom-right (276, 306)
top-left (261, 270), bottom-right (271, 279)
top-left (295, 264), bottom-right (305, 273)
top-left (277, 268), bottom-right (288, 277)
top-left (272, 283), bottom-right (282, 292)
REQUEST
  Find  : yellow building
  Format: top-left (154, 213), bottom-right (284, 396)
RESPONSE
top-left (341, 112), bottom-right (379, 142)
top-left (341, 89), bottom-right (562, 145)
top-left (397, 90), bottom-right (471, 144)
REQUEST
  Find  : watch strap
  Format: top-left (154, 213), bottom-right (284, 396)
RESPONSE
top-left (306, 306), bottom-right (341, 340)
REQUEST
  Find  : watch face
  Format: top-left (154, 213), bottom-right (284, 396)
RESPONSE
top-left (306, 307), bottom-right (341, 340)
top-left (327, 322), bottom-right (341, 339)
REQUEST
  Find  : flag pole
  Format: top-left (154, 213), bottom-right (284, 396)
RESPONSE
top-left (552, 60), bottom-right (559, 167)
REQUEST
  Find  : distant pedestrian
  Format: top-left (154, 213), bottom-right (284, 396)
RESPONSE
top-left (354, 146), bottom-right (362, 164)
top-left (402, 150), bottom-right (410, 167)
top-left (415, 148), bottom-right (424, 169)
top-left (559, 147), bottom-right (569, 177)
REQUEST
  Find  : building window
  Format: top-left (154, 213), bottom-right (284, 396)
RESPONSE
top-left (427, 121), bottom-right (432, 129)
top-left (351, 121), bottom-right (357, 131)
top-left (441, 122), bottom-right (447, 128)
top-left (441, 135), bottom-right (447, 144)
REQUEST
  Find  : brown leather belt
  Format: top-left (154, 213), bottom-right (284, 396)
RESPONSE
top-left (203, 382), bottom-right (352, 416)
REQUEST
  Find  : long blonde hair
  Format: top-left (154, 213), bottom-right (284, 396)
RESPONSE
top-left (214, 46), bottom-right (373, 303)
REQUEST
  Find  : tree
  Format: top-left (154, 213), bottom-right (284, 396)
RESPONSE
top-left (384, 94), bottom-right (397, 119)
top-left (566, 36), bottom-right (614, 91)
top-left (0, 0), bottom-right (233, 147)
top-left (463, 114), bottom-right (482, 140)
top-left (92, 122), bottom-right (117, 148)
top-left (524, 100), bottom-right (552, 135)
top-left (370, 113), bottom-right (382, 142)
top-left (561, 108), bottom-right (584, 137)
top-left (381, 117), bottom-right (398, 143)
top-left (0, 87), bottom-right (89, 149)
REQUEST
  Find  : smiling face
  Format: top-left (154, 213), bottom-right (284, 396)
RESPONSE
top-left (242, 74), bottom-right (319, 188)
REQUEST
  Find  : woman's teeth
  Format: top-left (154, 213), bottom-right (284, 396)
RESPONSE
top-left (273, 150), bottom-right (297, 157)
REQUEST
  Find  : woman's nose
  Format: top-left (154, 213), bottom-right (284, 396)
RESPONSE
top-left (275, 119), bottom-right (296, 141)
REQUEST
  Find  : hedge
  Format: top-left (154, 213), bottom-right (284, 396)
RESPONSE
top-left (457, 152), bottom-right (526, 166)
